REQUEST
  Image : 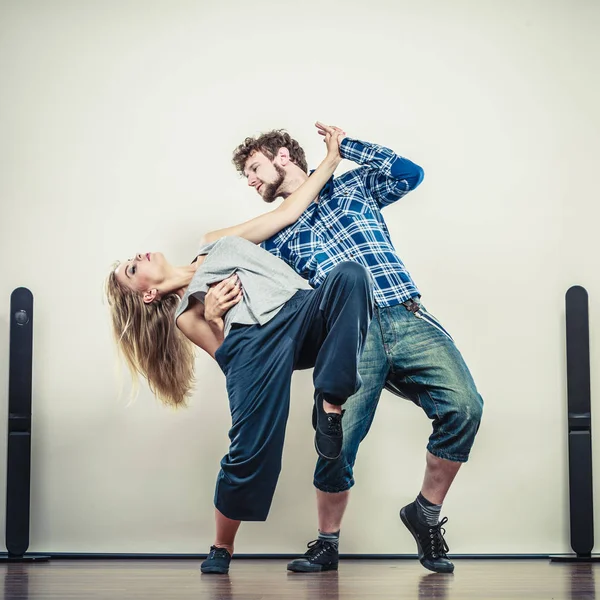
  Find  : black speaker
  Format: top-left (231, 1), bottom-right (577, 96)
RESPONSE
top-left (551, 285), bottom-right (600, 562)
top-left (0, 287), bottom-right (49, 562)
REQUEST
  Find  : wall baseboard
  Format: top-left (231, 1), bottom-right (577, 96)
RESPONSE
top-left (3, 552), bottom-right (570, 560)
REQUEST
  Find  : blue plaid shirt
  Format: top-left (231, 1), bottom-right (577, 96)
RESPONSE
top-left (262, 137), bottom-right (425, 307)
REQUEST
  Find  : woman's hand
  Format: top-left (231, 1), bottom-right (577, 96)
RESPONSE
top-left (199, 120), bottom-right (347, 247)
top-left (316, 122), bottom-right (346, 164)
top-left (204, 275), bottom-right (243, 322)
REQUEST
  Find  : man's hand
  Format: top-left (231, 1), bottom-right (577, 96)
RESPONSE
top-left (204, 275), bottom-right (243, 323)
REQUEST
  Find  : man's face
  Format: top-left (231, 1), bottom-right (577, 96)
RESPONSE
top-left (243, 150), bottom-right (286, 203)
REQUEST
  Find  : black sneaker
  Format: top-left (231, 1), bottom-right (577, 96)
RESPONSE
top-left (200, 545), bottom-right (231, 574)
top-left (400, 502), bottom-right (454, 573)
top-left (287, 539), bottom-right (339, 573)
top-left (313, 392), bottom-right (344, 460)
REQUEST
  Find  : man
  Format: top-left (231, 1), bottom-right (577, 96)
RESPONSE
top-left (231, 124), bottom-right (483, 574)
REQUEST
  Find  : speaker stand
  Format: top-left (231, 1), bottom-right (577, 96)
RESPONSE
top-left (551, 286), bottom-right (596, 563)
top-left (0, 553), bottom-right (50, 563)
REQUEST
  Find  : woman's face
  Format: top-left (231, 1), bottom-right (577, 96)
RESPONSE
top-left (114, 252), bottom-right (168, 303)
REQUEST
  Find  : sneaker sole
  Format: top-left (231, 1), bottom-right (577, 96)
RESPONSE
top-left (314, 435), bottom-right (341, 461)
top-left (287, 561), bottom-right (339, 573)
top-left (399, 507), bottom-right (454, 574)
top-left (200, 566), bottom-right (229, 574)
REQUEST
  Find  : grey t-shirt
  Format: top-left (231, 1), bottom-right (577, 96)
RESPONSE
top-left (174, 236), bottom-right (312, 336)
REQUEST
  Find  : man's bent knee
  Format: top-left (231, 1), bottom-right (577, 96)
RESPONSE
top-left (430, 390), bottom-right (483, 461)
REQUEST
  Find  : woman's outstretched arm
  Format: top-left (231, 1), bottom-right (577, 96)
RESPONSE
top-left (200, 126), bottom-right (344, 245)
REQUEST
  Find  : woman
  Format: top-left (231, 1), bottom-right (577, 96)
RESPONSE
top-left (105, 125), bottom-right (374, 574)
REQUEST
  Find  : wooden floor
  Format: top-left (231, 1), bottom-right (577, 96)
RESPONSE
top-left (1, 558), bottom-right (599, 599)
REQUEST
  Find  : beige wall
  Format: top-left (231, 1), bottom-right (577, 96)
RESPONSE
top-left (0, 0), bottom-right (598, 554)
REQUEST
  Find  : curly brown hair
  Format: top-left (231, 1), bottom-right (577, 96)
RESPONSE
top-left (232, 129), bottom-right (308, 175)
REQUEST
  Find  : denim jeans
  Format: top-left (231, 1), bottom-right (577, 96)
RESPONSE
top-left (313, 300), bottom-right (484, 493)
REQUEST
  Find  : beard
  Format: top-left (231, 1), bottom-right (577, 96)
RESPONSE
top-left (261, 164), bottom-right (287, 204)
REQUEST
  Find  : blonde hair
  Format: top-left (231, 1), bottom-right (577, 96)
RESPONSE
top-left (105, 264), bottom-right (196, 408)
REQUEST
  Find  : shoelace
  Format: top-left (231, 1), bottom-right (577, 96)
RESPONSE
top-left (208, 545), bottom-right (230, 560)
top-left (304, 539), bottom-right (335, 559)
top-left (427, 517), bottom-right (450, 559)
top-left (326, 413), bottom-right (343, 435)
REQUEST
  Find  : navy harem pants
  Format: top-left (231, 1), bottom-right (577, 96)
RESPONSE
top-left (212, 262), bottom-right (374, 521)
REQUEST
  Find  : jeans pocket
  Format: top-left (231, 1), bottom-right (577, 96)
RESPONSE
top-left (413, 307), bottom-right (454, 342)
